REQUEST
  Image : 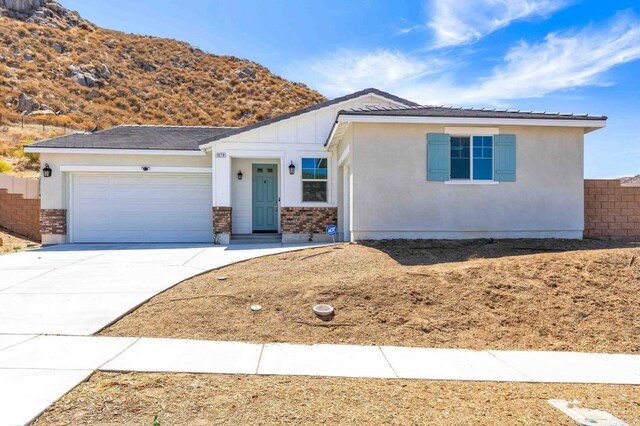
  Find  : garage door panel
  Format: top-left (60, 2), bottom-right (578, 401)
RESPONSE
top-left (72, 173), bottom-right (213, 243)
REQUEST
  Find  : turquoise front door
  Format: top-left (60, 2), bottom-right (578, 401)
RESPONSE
top-left (252, 163), bottom-right (278, 232)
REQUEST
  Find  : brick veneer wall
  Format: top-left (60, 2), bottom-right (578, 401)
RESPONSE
top-left (40, 209), bottom-right (67, 235)
top-left (584, 179), bottom-right (640, 241)
top-left (0, 189), bottom-right (41, 241)
top-left (213, 207), bottom-right (232, 234)
top-left (281, 207), bottom-right (338, 234)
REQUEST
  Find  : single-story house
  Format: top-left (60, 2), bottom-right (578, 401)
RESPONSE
top-left (25, 88), bottom-right (607, 245)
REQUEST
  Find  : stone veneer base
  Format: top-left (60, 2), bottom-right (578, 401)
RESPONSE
top-left (280, 207), bottom-right (338, 234)
top-left (40, 209), bottom-right (67, 235)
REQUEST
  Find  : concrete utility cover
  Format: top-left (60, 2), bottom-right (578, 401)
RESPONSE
top-left (548, 399), bottom-right (627, 426)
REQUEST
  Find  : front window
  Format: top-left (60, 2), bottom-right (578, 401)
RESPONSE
top-left (450, 135), bottom-right (493, 181)
top-left (302, 158), bottom-right (327, 202)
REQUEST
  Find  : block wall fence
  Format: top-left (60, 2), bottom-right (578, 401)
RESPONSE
top-left (584, 179), bottom-right (640, 241)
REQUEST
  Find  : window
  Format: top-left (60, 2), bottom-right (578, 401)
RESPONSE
top-left (450, 135), bottom-right (493, 181)
top-left (450, 137), bottom-right (470, 179)
top-left (302, 158), bottom-right (327, 202)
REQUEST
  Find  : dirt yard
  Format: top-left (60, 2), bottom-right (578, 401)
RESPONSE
top-left (34, 372), bottom-right (640, 425)
top-left (102, 239), bottom-right (640, 353)
top-left (0, 227), bottom-right (40, 255)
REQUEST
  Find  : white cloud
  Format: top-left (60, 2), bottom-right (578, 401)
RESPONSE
top-left (427, 0), bottom-right (570, 48)
top-left (295, 11), bottom-right (640, 107)
top-left (295, 49), bottom-right (449, 97)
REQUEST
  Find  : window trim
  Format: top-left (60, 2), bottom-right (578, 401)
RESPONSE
top-left (448, 134), bottom-right (495, 182)
top-left (301, 157), bottom-right (329, 203)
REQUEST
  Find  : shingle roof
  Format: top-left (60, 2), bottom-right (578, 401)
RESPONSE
top-left (196, 88), bottom-right (420, 145)
top-left (28, 125), bottom-right (235, 150)
top-left (338, 105), bottom-right (608, 121)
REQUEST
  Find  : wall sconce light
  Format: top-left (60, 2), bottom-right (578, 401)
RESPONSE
top-left (237, 170), bottom-right (243, 180)
top-left (42, 163), bottom-right (52, 178)
top-left (289, 161), bottom-right (295, 175)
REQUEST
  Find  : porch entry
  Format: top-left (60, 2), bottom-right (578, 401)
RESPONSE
top-left (252, 163), bottom-right (278, 232)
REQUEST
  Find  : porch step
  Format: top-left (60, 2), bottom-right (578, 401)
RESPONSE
top-left (230, 234), bottom-right (282, 244)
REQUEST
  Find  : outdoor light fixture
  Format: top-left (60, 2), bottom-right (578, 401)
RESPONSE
top-left (42, 163), bottom-right (52, 178)
top-left (289, 161), bottom-right (295, 175)
top-left (237, 170), bottom-right (243, 180)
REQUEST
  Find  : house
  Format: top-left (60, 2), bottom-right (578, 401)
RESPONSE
top-left (25, 88), bottom-right (607, 245)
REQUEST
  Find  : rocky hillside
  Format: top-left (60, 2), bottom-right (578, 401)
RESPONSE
top-left (0, 0), bottom-right (326, 130)
top-left (621, 175), bottom-right (640, 186)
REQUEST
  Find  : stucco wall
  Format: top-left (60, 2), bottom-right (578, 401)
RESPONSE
top-left (39, 152), bottom-right (211, 210)
top-left (350, 123), bottom-right (585, 239)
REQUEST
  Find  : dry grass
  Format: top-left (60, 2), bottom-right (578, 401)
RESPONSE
top-left (0, 16), bottom-right (325, 130)
top-left (0, 226), bottom-right (40, 254)
top-left (34, 372), bottom-right (640, 425)
top-left (0, 123), bottom-right (67, 177)
top-left (102, 239), bottom-right (640, 353)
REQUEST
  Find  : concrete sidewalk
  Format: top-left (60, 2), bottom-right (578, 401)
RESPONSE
top-left (2, 335), bottom-right (640, 425)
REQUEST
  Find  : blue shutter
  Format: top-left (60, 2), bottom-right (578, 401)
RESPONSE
top-left (427, 133), bottom-right (450, 181)
top-left (494, 134), bottom-right (516, 182)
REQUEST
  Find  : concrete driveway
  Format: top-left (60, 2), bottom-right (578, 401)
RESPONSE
top-left (0, 243), bottom-right (317, 335)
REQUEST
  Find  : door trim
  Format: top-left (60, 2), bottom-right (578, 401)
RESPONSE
top-left (251, 163), bottom-right (279, 233)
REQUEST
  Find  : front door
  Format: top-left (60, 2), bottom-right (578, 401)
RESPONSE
top-left (252, 163), bottom-right (278, 232)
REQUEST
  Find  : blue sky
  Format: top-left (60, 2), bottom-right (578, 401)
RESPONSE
top-left (60, 0), bottom-right (640, 178)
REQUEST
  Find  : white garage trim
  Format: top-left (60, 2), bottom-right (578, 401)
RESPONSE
top-left (68, 172), bottom-right (213, 243)
top-left (61, 166), bottom-right (211, 173)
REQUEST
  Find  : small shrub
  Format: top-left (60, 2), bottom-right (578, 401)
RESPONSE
top-left (0, 159), bottom-right (12, 173)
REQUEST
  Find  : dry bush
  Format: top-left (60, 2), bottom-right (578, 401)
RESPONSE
top-left (0, 16), bottom-right (325, 131)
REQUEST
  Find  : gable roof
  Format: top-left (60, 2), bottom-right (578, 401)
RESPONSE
top-left (197, 88), bottom-right (420, 147)
top-left (338, 105), bottom-right (608, 121)
top-left (27, 125), bottom-right (235, 151)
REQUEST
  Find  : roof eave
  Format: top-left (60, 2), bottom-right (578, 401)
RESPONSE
top-left (335, 113), bottom-right (607, 129)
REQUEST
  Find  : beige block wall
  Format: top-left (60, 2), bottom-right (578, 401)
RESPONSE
top-left (350, 123), bottom-right (585, 239)
top-left (584, 179), bottom-right (640, 241)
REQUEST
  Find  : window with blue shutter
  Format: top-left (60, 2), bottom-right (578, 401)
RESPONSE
top-left (427, 133), bottom-right (516, 182)
top-left (427, 133), bottom-right (450, 181)
top-left (494, 134), bottom-right (516, 182)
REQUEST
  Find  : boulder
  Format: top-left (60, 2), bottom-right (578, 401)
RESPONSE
top-left (72, 72), bottom-right (95, 87)
top-left (22, 49), bottom-right (33, 61)
top-left (137, 61), bottom-right (156, 72)
top-left (51, 42), bottom-right (63, 53)
top-left (95, 63), bottom-right (110, 78)
top-left (16, 92), bottom-right (38, 113)
top-left (85, 89), bottom-right (100, 100)
top-left (68, 65), bottom-right (96, 87)
top-left (28, 109), bottom-right (54, 116)
top-left (236, 66), bottom-right (256, 80)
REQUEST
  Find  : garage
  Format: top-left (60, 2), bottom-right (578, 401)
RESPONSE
top-left (71, 173), bottom-right (213, 243)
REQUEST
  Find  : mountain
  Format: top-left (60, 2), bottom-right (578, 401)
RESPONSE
top-left (0, 0), bottom-right (326, 130)
top-left (621, 175), bottom-right (640, 186)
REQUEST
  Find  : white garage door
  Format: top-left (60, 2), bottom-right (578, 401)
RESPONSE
top-left (72, 173), bottom-right (213, 243)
